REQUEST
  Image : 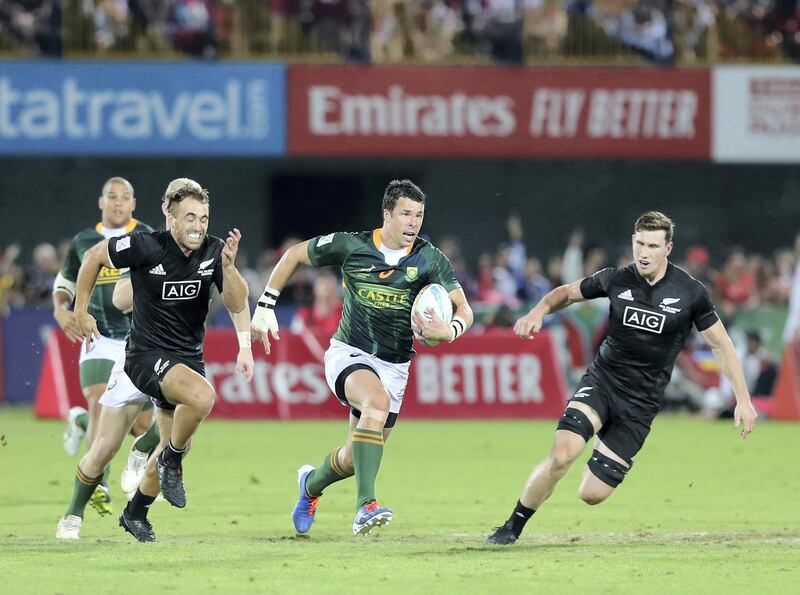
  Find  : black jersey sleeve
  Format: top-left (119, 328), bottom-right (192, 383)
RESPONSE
top-left (580, 267), bottom-right (617, 299)
top-left (692, 281), bottom-right (719, 331)
top-left (107, 232), bottom-right (159, 270)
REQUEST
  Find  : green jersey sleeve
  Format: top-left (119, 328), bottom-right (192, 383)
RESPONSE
top-left (427, 247), bottom-right (461, 293)
top-left (60, 238), bottom-right (82, 282)
top-left (307, 233), bottom-right (353, 267)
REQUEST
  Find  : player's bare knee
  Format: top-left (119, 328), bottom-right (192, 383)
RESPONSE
top-left (364, 390), bottom-right (390, 413)
top-left (194, 385), bottom-right (216, 416)
top-left (548, 449), bottom-right (577, 477)
top-left (578, 485), bottom-right (610, 506)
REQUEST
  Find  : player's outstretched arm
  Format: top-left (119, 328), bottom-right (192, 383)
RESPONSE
top-left (700, 320), bottom-right (757, 438)
top-left (229, 307), bottom-right (254, 382)
top-left (74, 240), bottom-right (112, 348)
top-left (514, 279), bottom-right (586, 340)
top-left (221, 228), bottom-right (248, 315)
top-left (52, 274), bottom-right (81, 342)
top-left (251, 240), bottom-right (312, 355)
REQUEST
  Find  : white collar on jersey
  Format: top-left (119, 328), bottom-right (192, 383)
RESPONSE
top-left (372, 228), bottom-right (412, 267)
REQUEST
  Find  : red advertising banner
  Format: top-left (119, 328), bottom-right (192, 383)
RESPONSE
top-left (35, 329), bottom-right (567, 420)
top-left (205, 329), bottom-right (566, 420)
top-left (288, 66), bottom-right (711, 159)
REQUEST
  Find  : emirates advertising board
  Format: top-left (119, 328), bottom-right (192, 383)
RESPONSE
top-left (713, 66), bottom-right (800, 163)
top-left (289, 65), bottom-right (711, 159)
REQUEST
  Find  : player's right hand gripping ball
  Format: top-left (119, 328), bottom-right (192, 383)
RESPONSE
top-left (411, 283), bottom-right (453, 347)
top-left (251, 305), bottom-right (279, 337)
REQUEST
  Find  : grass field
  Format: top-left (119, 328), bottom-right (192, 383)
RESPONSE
top-left (1, 406), bottom-right (799, 594)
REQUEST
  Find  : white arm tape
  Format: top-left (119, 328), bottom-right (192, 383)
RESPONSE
top-left (257, 286), bottom-right (281, 309)
top-left (237, 331), bottom-right (252, 349)
top-left (53, 272), bottom-right (76, 300)
top-left (449, 316), bottom-right (467, 343)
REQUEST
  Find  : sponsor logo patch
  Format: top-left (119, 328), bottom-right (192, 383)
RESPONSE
top-left (115, 237), bottom-right (131, 252)
top-left (617, 289), bottom-right (634, 301)
top-left (623, 306), bottom-right (665, 334)
top-left (317, 233), bottom-right (335, 247)
top-left (162, 280), bottom-right (201, 300)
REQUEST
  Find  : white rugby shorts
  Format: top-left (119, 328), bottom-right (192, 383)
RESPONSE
top-left (79, 335), bottom-right (126, 365)
top-left (324, 339), bottom-right (410, 414)
top-left (98, 355), bottom-right (149, 408)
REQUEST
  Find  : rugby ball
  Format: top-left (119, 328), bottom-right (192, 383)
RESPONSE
top-left (411, 284), bottom-right (453, 347)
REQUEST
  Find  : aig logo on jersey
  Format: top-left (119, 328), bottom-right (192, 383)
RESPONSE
top-left (623, 306), bottom-right (666, 334)
top-left (162, 280), bottom-right (201, 300)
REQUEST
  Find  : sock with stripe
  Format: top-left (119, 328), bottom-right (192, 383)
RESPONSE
top-left (65, 466), bottom-right (103, 518)
top-left (76, 411), bottom-right (90, 432)
top-left (305, 448), bottom-right (353, 497)
top-left (352, 427), bottom-right (384, 508)
top-left (507, 500), bottom-right (536, 536)
top-left (133, 422), bottom-right (160, 454)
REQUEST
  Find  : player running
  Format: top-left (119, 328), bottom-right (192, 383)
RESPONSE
top-left (53, 177), bottom-right (159, 516)
top-left (251, 179), bottom-right (474, 537)
top-left (72, 178), bottom-right (253, 542)
top-left (485, 212), bottom-right (758, 545)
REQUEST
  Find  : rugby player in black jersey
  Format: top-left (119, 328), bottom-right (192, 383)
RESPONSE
top-left (73, 178), bottom-right (253, 542)
top-left (486, 212), bottom-right (758, 545)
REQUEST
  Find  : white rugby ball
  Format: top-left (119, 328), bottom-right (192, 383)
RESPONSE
top-left (411, 283), bottom-right (453, 347)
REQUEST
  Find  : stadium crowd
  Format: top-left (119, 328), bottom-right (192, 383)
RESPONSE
top-left (1, 0), bottom-right (799, 64)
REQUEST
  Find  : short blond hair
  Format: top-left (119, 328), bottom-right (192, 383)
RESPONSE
top-left (635, 211), bottom-right (674, 243)
top-left (162, 178), bottom-right (209, 214)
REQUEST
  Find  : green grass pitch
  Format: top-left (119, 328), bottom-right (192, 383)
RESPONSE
top-left (1, 406), bottom-right (799, 594)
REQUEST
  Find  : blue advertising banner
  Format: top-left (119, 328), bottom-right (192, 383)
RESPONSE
top-left (0, 61), bottom-right (285, 155)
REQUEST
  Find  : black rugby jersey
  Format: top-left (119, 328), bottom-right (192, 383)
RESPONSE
top-left (580, 262), bottom-right (718, 405)
top-left (107, 230), bottom-right (224, 357)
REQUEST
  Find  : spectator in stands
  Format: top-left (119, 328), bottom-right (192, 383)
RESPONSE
top-left (301, 0), bottom-right (371, 63)
top-left (0, 0), bottom-right (61, 56)
top-left (93, 0), bottom-right (129, 50)
top-left (372, 0), bottom-right (462, 63)
top-left (519, 256), bottom-right (551, 305)
top-left (166, 0), bottom-right (218, 58)
top-left (24, 242), bottom-right (59, 304)
top-left (290, 270), bottom-right (343, 335)
top-left (700, 330), bottom-right (776, 417)
top-left (461, 0), bottom-right (525, 64)
top-left (683, 244), bottom-right (713, 288)
top-left (561, 229), bottom-right (584, 283)
top-left (714, 247), bottom-right (757, 316)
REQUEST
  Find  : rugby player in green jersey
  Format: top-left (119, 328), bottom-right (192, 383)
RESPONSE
top-left (53, 177), bottom-right (160, 520)
top-left (252, 180), bottom-right (474, 537)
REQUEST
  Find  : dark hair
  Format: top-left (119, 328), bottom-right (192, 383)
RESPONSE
top-left (162, 178), bottom-right (210, 214)
top-left (634, 211), bottom-right (674, 243)
top-left (382, 179), bottom-right (425, 213)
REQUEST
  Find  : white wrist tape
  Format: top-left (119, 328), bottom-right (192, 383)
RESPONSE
top-left (237, 331), bottom-right (251, 348)
top-left (257, 286), bottom-right (280, 309)
top-left (449, 316), bottom-right (467, 343)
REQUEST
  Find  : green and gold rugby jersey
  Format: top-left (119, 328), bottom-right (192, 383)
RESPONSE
top-left (308, 229), bottom-right (461, 364)
top-left (60, 219), bottom-right (154, 339)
